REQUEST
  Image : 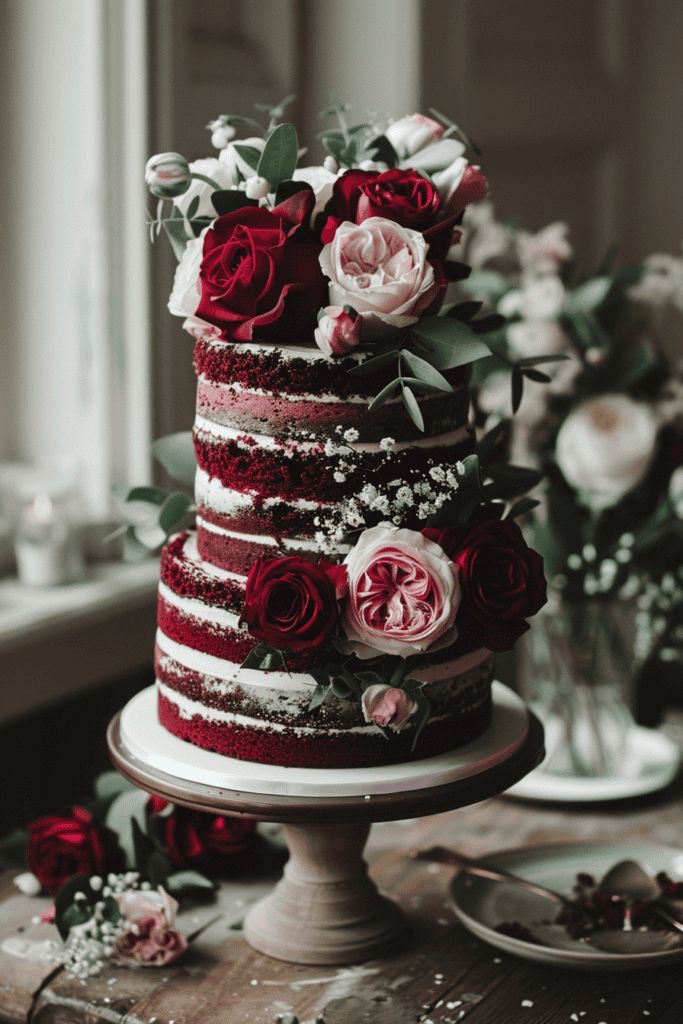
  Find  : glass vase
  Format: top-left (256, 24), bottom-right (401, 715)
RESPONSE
top-left (520, 597), bottom-right (639, 778)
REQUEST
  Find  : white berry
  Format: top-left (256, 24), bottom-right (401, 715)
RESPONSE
top-left (323, 155), bottom-right (339, 173)
top-left (245, 175), bottom-right (270, 200)
top-left (211, 125), bottom-right (235, 149)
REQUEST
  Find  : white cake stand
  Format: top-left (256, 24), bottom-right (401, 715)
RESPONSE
top-left (107, 682), bottom-right (544, 966)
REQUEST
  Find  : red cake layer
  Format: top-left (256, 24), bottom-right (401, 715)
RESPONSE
top-left (157, 687), bottom-right (492, 769)
top-left (193, 429), bottom-right (475, 503)
top-left (160, 532), bottom-right (244, 611)
top-left (197, 501), bottom-right (323, 542)
top-left (196, 377), bottom-right (470, 443)
top-left (194, 336), bottom-right (468, 400)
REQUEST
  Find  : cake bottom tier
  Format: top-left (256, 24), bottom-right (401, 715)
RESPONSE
top-left (157, 680), bottom-right (493, 770)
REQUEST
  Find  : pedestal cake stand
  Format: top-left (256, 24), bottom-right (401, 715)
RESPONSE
top-left (107, 682), bottom-right (544, 966)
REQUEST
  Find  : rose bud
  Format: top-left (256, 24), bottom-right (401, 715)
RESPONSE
top-left (314, 305), bottom-right (362, 357)
top-left (385, 113), bottom-right (444, 159)
top-left (144, 152), bottom-right (191, 198)
top-left (362, 684), bottom-right (417, 733)
top-left (432, 157), bottom-right (488, 216)
top-left (556, 394), bottom-right (659, 511)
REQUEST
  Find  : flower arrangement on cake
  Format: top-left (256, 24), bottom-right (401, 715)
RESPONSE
top-left (460, 203), bottom-right (683, 773)
top-left (123, 98), bottom-right (556, 769)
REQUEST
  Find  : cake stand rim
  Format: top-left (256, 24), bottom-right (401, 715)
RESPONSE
top-left (107, 698), bottom-right (544, 824)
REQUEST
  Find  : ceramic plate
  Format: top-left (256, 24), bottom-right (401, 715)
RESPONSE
top-left (506, 727), bottom-right (681, 804)
top-left (451, 840), bottom-right (683, 970)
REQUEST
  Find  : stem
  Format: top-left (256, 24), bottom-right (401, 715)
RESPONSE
top-left (337, 107), bottom-right (350, 146)
top-left (190, 172), bottom-right (221, 189)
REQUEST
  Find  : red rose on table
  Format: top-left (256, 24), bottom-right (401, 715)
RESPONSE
top-left (147, 797), bottom-right (255, 877)
top-left (241, 555), bottom-right (347, 652)
top-left (422, 518), bottom-right (546, 652)
top-left (195, 190), bottom-right (327, 343)
top-left (26, 806), bottom-right (124, 896)
top-left (321, 168), bottom-right (442, 242)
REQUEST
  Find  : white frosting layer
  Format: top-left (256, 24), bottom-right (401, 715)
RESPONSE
top-left (158, 581), bottom-right (241, 630)
top-left (197, 375), bottom-right (457, 407)
top-left (196, 514), bottom-right (352, 554)
top-left (195, 414), bottom-right (470, 455)
top-left (195, 470), bottom-right (326, 516)
top-left (157, 627), bottom-right (489, 692)
top-left (158, 679), bottom-right (384, 735)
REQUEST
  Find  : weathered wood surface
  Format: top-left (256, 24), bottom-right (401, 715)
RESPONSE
top-left (2, 777), bottom-right (683, 1024)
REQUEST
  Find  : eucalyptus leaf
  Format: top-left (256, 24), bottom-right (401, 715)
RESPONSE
top-left (369, 378), bottom-right (400, 411)
top-left (460, 270), bottom-right (509, 303)
top-left (485, 464), bottom-right (542, 499)
top-left (348, 350), bottom-right (399, 377)
top-left (440, 300), bottom-right (483, 322)
top-left (163, 214), bottom-right (190, 261)
top-left (563, 276), bottom-right (612, 314)
top-left (146, 850), bottom-right (172, 888)
top-left (126, 485), bottom-right (167, 507)
top-left (401, 386), bottom-right (424, 432)
top-left (256, 123), bottom-right (298, 186)
top-left (511, 367), bottom-right (524, 413)
top-left (517, 354), bottom-right (571, 367)
top-left (152, 431), bottom-right (196, 486)
top-left (105, 789), bottom-right (151, 868)
top-left (159, 491), bottom-right (193, 534)
top-left (410, 318), bottom-right (491, 370)
top-left (522, 368), bottom-right (551, 383)
top-left (232, 144), bottom-right (262, 170)
top-left (166, 870), bottom-right (216, 897)
top-left (55, 875), bottom-right (93, 940)
top-left (308, 683), bottom-right (329, 710)
top-left (506, 497), bottom-right (541, 520)
top-left (185, 194), bottom-right (200, 221)
top-left (401, 350), bottom-right (453, 392)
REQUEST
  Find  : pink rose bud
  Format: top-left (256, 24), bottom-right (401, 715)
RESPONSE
top-left (433, 158), bottom-right (488, 216)
top-left (385, 113), bottom-right (444, 158)
top-left (314, 305), bottom-right (362, 357)
top-left (362, 684), bottom-right (417, 733)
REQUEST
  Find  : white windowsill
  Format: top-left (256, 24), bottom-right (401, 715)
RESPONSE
top-left (0, 559), bottom-right (159, 725)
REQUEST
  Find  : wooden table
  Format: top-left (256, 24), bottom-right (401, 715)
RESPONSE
top-left (2, 779), bottom-right (683, 1024)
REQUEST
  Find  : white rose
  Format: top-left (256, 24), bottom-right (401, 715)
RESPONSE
top-left (167, 228), bottom-right (207, 318)
top-left (555, 394), bottom-right (659, 510)
top-left (172, 158), bottom-right (234, 223)
top-left (670, 465), bottom-right (683, 518)
top-left (507, 320), bottom-right (577, 395)
top-left (319, 217), bottom-right (439, 340)
top-left (218, 136), bottom-right (266, 185)
top-left (292, 165), bottom-right (338, 218)
top-left (519, 275), bottom-right (566, 320)
top-left (385, 113), bottom-right (443, 158)
top-left (517, 222), bottom-right (572, 275)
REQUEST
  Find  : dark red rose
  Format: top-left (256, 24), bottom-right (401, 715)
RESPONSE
top-left (196, 190), bottom-right (327, 343)
top-left (423, 518), bottom-right (546, 652)
top-left (240, 555), bottom-right (347, 652)
top-left (321, 168), bottom-right (442, 242)
top-left (147, 797), bottom-right (255, 877)
top-left (26, 806), bottom-right (124, 896)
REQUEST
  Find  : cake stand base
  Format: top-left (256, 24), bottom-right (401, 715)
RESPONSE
top-left (244, 822), bottom-right (404, 964)
top-left (107, 683), bottom-right (544, 965)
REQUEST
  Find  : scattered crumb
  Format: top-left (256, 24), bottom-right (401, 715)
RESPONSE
top-left (521, 999), bottom-right (534, 1008)
top-left (250, 979), bottom-right (259, 986)
top-left (446, 1001), bottom-right (462, 1010)
top-left (493, 957), bottom-right (502, 964)
top-left (427, 863), bottom-right (441, 874)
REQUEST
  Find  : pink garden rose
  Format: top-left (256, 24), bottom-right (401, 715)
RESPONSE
top-left (314, 305), bottom-right (362, 357)
top-left (361, 684), bottom-right (417, 732)
top-left (319, 217), bottom-right (442, 339)
top-left (340, 523), bottom-right (461, 659)
top-left (385, 113), bottom-right (444, 158)
top-left (114, 887), bottom-right (187, 967)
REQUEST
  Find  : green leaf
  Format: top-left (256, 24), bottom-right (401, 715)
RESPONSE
top-left (185, 194), bottom-right (200, 221)
top-left (563, 276), bottom-right (612, 314)
top-left (477, 421), bottom-right (508, 464)
top-left (410, 689), bottom-right (432, 751)
top-left (61, 901), bottom-right (93, 936)
top-left (485, 464), bottom-right (542, 499)
top-left (440, 300), bottom-right (483, 322)
top-left (166, 870), bottom-right (216, 897)
top-left (517, 354), bottom-right (571, 367)
top-left (126, 485), bottom-right (167, 506)
top-left (522, 368), bottom-right (551, 383)
top-left (55, 875), bottom-right (93, 940)
top-left (211, 190), bottom-right (259, 216)
top-left (460, 270), bottom-right (509, 304)
top-left (411, 318), bottom-right (491, 371)
top-left (348, 350), bottom-right (400, 377)
top-left (401, 386), bottom-right (424, 432)
top-left (232, 144), bottom-right (262, 170)
top-left (159, 491), bottom-right (193, 534)
top-left (123, 525), bottom-right (157, 561)
top-left (131, 818), bottom-right (154, 874)
top-left (511, 367), bottom-right (524, 413)
top-left (146, 850), bottom-right (172, 888)
top-left (471, 313), bottom-right (507, 335)
top-left (368, 134), bottom-right (399, 168)
top-left (94, 770), bottom-right (135, 801)
top-left (401, 350), bottom-right (453, 392)
top-left (275, 179), bottom-right (313, 205)
top-left (163, 209), bottom-right (190, 261)
top-left (401, 137), bottom-right (465, 172)
top-left (355, 671), bottom-right (384, 687)
top-left (308, 683), bottom-right (329, 710)
top-left (152, 431), bottom-right (196, 486)
top-left (369, 378), bottom-right (400, 411)
top-left (256, 123), bottom-right (298, 186)
top-left (105, 789), bottom-right (151, 868)
top-left (506, 497), bottom-right (541, 520)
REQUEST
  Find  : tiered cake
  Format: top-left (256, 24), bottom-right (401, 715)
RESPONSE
top-left (155, 339), bottom-right (494, 767)
top-left (142, 107), bottom-right (547, 770)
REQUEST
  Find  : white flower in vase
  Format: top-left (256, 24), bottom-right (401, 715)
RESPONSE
top-left (555, 394), bottom-right (659, 511)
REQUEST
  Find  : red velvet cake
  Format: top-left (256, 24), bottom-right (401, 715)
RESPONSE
top-left (143, 106), bottom-right (547, 770)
